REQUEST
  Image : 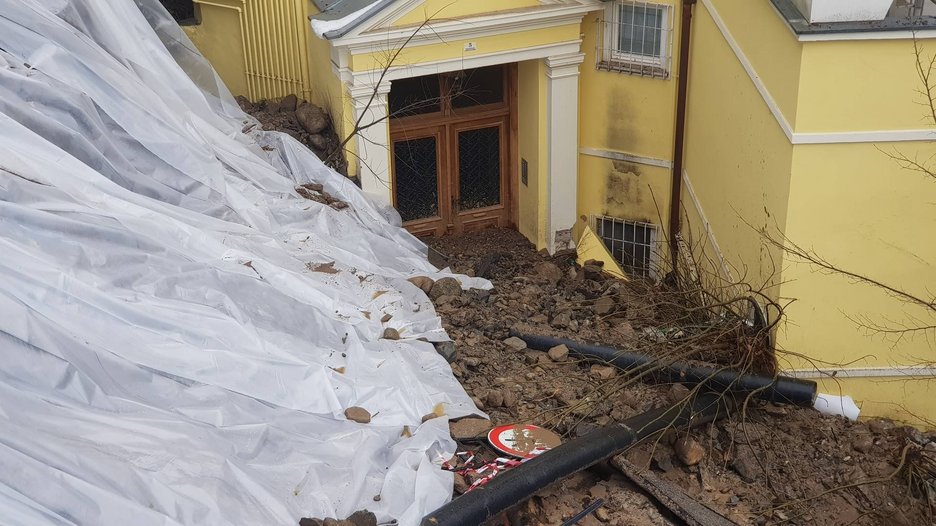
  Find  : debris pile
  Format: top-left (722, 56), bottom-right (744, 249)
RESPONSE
top-left (238, 95), bottom-right (349, 176)
top-left (428, 229), bottom-right (936, 526)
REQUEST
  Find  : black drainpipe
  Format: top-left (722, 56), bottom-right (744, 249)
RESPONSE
top-left (669, 0), bottom-right (696, 272)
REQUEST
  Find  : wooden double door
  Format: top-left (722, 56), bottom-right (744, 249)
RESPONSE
top-left (389, 66), bottom-right (513, 237)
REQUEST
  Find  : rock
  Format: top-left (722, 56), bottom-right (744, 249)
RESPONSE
top-left (345, 406), bottom-right (371, 424)
top-left (868, 418), bottom-right (895, 435)
top-left (408, 276), bottom-right (435, 293)
top-left (453, 473), bottom-right (470, 494)
top-left (450, 417), bottom-right (491, 439)
top-left (594, 296), bottom-right (615, 315)
top-left (668, 383), bottom-right (691, 402)
top-left (674, 436), bottom-right (705, 466)
top-left (502, 389), bottom-right (518, 408)
top-left (382, 328), bottom-right (401, 340)
top-left (308, 133), bottom-right (328, 150)
top-left (486, 389), bottom-right (504, 408)
top-left (433, 340), bottom-right (457, 362)
top-left (463, 357), bottom-right (481, 367)
top-left (503, 336), bottom-right (527, 351)
top-left (731, 447), bottom-right (759, 482)
top-left (429, 277), bottom-right (462, 300)
top-left (422, 413), bottom-right (439, 423)
top-left (652, 448), bottom-right (675, 472)
top-left (280, 94), bottom-right (298, 112)
top-left (594, 507), bottom-right (610, 523)
top-left (583, 264), bottom-right (603, 281)
top-left (590, 365), bottom-right (616, 381)
top-left (852, 435), bottom-right (874, 453)
top-left (346, 511), bottom-right (377, 526)
top-left (551, 311), bottom-right (572, 328)
top-left (474, 253), bottom-right (504, 279)
top-left (547, 344), bottom-right (569, 361)
top-left (533, 261), bottom-right (563, 284)
top-left (300, 519), bottom-right (324, 526)
top-left (296, 102), bottom-right (329, 134)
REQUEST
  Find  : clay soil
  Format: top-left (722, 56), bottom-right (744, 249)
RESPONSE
top-left (427, 229), bottom-right (935, 526)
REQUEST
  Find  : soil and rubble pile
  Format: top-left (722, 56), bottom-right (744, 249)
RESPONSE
top-left (426, 229), bottom-right (935, 526)
top-left (238, 95), bottom-right (349, 176)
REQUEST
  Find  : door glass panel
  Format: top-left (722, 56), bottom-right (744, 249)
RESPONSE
top-left (394, 136), bottom-right (439, 222)
top-left (389, 75), bottom-right (442, 117)
top-left (451, 66), bottom-right (504, 109)
top-left (458, 126), bottom-right (501, 211)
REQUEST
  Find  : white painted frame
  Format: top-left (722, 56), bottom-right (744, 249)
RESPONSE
top-left (603, 1), bottom-right (672, 69)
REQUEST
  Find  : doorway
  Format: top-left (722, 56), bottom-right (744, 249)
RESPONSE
top-left (389, 65), bottom-right (515, 237)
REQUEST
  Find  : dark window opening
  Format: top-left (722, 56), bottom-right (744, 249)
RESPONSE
top-left (159, 0), bottom-right (198, 25)
top-left (389, 74), bottom-right (442, 117)
top-left (451, 65), bottom-right (505, 109)
top-left (594, 216), bottom-right (658, 279)
top-left (389, 65), bottom-right (505, 119)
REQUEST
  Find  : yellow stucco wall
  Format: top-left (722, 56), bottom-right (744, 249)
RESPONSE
top-left (682, 1), bottom-right (794, 298)
top-left (796, 39), bottom-right (929, 132)
top-left (576, 2), bottom-right (678, 240)
top-left (706, 0), bottom-right (803, 128)
top-left (778, 141), bottom-right (936, 426)
top-left (183, 3), bottom-right (249, 97)
top-left (518, 60), bottom-right (548, 249)
top-left (391, 0), bottom-right (541, 26)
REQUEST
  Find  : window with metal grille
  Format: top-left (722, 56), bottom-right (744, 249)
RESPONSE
top-left (158, 0), bottom-right (197, 24)
top-left (593, 215), bottom-right (659, 279)
top-left (597, 1), bottom-right (673, 79)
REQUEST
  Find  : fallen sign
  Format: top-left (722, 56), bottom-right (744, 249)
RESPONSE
top-left (611, 456), bottom-right (740, 526)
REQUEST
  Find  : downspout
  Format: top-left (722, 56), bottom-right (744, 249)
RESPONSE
top-left (669, 0), bottom-right (696, 271)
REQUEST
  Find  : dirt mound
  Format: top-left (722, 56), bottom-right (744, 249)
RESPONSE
top-left (428, 229), bottom-right (935, 526)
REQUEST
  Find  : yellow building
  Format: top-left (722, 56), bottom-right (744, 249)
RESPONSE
top-left (175, 0), bottom-right (936, 426)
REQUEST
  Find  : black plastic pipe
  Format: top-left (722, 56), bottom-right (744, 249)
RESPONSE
top-left (422, 393), bottom-right (732, 526)
top-left (510, 331), bottom-right (817, 407)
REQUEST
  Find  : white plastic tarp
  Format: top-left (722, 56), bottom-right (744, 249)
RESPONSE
top-left (0, 1), bottom-right (485, 524)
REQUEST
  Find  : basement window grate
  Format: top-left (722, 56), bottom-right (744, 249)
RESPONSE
top-left (592, 215), bottom-right (660, 279)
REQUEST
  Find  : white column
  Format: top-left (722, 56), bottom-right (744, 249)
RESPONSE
top-left (349, 83), bottom-right (393, 205)
top-left (544, 52), bottom-right (585, 253)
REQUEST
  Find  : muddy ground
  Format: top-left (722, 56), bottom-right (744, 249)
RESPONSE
top-left (427, 229), bottom-right (935, 526)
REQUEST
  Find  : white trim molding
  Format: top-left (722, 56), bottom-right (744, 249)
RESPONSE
top-left (784, 365), bottom-right (936, 379)
top-left (681, 169), bottom-right (734, 282)
top-left (701, 0), bottom-right (936, 145)
top-left (579, 147), bottom-right (673, 169)
top-left (546, 52), bottom-right (586, 253)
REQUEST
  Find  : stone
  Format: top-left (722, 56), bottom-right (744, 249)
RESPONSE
top-left (296, 102), bottom-right (329, 134)
top-left (300, 519), bottom-right (324, 526)
top-left (345, 406), bottom-right (371, 424)
top-left (502, 389), bottom-right (518, 408)
top-left (449, 417), bottom-right (491, 440)
top-left (590, 365), bottom-right (617, 381)
top-left (486, 389), bottom-right (504, 408)
top-left (668, 383), bottom-right (691, 403)
top-left (868, 418), bottom-right (895, 435)
top-left (674, 436), bottom-right (705, 466)
top-left (503, 336), bottom-right (527, 351)
top-left (382, 328), bottom-right (401, 340)
top-left (533, 261), bottom-right (563, 284)
top-left (433, 340), bottom-right (457, 362)
top-left (429, 277), bottom-right (462, 300)
top-left (852, 435), bottom-right (874, 453)
top-left (583, 264), bottom-right (604, 281)
top-left (731, 447), bottom-right (759, 483)
top-left (346, 511), bottom-right (377, 526)
top-left (308, 133), bottom-right (328, 151)
top-left (279, 94), bottom-right (298, 112)
top-left (407, 276), bottom-right (435, 293)
top-left (652, 448), bottom-right (675, 472)
top-left (422, 413), bottom-right (439, 423)
top-left (594, 507), bottom-right (610, 523)
top-left (551, 311), bottom-right (572, 328)
top-left (453, 473), bottom-right (470, 494)
top-left (463, 357), bottom-right (481, 367)
top-left (594, 296), bottom-right (615, 315)
top-left (548, 344), bottom-right (570, 361)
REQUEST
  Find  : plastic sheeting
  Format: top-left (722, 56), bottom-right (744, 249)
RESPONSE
top-left (0, 1), bottom-right (485, 524)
